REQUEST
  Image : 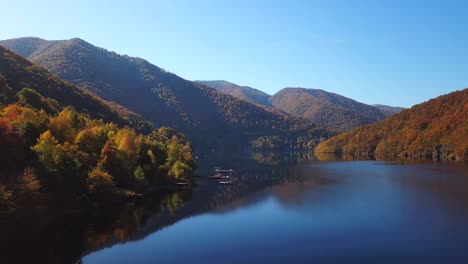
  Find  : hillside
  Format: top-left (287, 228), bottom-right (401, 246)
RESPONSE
top-left (270, 88), bottom-right (387, 132)
top-left (372, 104), bottom-right (406, 117)
top-left (0, 44), bottom-right (195, 212)
top-left (0, 37), bottom-right (54, 58)
top-left (315, 89), bottom-right (468, 160)
top-left (0, 45), bottom-right (148, 129)
top-left (1, 37), bottom-right (326, 149)
top-left (196, 80), bottom-right (272, 107)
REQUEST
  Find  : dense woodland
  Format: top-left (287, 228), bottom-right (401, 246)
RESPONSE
top-left (269, 87), bottom-right (388, 132)
top-left (316, 89), bottom-right (468, 160)
top-left (0, 47), bottom-right (195, 212)
top-left (251, 127), bottom-right (332, 151)
top-left (196, 80), bottom-right (273, 108)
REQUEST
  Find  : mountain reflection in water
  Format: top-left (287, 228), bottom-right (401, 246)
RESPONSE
top-left (1, 151), bottom-right (312, 263)
top-left (83, 158), bottom-right (468, 264)
top-left (2, 152), bottom-right (468, 264)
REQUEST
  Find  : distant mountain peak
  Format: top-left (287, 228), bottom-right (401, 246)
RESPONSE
top-left (69, 37), bottom-right (86, 43)
top-left (270, 87), bottom-right (387, 132)
top-left (64, 37), bottom-right (92, 47)
top-left (0, 37), bottom-right (50, 57)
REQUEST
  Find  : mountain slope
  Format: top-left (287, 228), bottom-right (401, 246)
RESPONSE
top-left (196, 80), bottom-right (272, 107)
top-left (0, 45), bottom-right (147, 128)
top-left (1, 37), bottom-right (321, 149)
top-left (270, 88), bottom-right (387, 132)
top-left (0, 45), bottom-right (195, 224)
top-left (372, 104), bottom-right (406, 117)
top-left (316, 89), bottom-right (468, 160)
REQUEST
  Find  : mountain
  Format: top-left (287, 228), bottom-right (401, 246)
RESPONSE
top-left (372, 104), bottom-right (406, 117)
top-left (0, 45), bottom-right (147, 129)
top-left (0, 37), bottom-right (324, 150)
top-left (315, 89), bottom-right (468, 160)
top-left (196, 80), bottom-right (272, 107)
top-left (198, 80), bottom-right (405, 126)
top-left (0, 37), bottom-right (55, 58)
top-left (269, 88), bottom-right (387, 132)
top-left (0, 45), bottom-right (195, 223)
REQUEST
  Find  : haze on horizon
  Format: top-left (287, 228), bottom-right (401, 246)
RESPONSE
top-left (2, 0), bottom-right (467, 107)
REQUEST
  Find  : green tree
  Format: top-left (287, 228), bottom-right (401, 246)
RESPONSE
top-left (32, 130), bottom-right (59, 173)
top-left (168, 161), bottom-right (191, 179)
top-left (17, 88), bottom-right (42, 109)
top-left (134, 165), bottom-right (145, 182)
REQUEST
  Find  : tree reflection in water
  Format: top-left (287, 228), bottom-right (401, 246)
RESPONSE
top-left (0, 189), bottom-right (193, 264)
top-left (1, 151), bottom-right (326, 264)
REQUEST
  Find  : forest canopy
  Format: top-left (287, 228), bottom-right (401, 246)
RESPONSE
top-left (315, 89), bottom-right (468, 160)
top-left (0, 88), bottom-right (195, 212)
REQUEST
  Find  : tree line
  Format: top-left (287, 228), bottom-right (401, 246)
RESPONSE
top-left (0, 88), bottom-right (195, 212)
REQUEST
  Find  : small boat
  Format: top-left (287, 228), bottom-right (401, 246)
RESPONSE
top-left (175, 178), bottom-right (190, 186)
top-left (212, 167), bottom-right (236, 185)
top-left (218, 179), bottom-right (233, 185)
top-left (210, 173), bottom-right (225, 179)
top-left (215, 168), bottom-right (236, 173)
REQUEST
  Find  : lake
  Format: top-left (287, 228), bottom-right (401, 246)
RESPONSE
top-left (81, 157), bottom-right (468, 264)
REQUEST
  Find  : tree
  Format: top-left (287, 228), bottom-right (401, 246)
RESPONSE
top-left (75, 128), bottom-right (103, 162)
top-left (32, 130), bottom-right (59, 173)
top-left (48, 108), bottom-right (77, 143)
top-left (166, 136), bottom-right (182, 163)
top-left (134, 166), bottom-right (145, 182)
top-left (168, 161), bottom-right (191, 179)
top-left (87, 167), bottom-right (116, 198)
top-left (2, 104), bottom-right (49, 147)
top-left (33, 131), bottom-right (83, 190)
top-left (17, 88), bottom-right (42, 109)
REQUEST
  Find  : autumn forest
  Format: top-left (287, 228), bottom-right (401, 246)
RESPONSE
top-left (0, 47), bottom-right (195, 213)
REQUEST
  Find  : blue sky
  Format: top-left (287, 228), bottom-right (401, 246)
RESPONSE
top-left (2, 0), bottom-right (467, 107)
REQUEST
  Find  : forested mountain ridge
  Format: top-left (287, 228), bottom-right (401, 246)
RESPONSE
top-left (0, 45), bottom-right (149, 130)
top-left (196, 80), bottom-right (272, 107)
top-left (0, 37), bottom-right (329, 150)
top-left (270, 87), bottom-right (387, 132)
top-left (315, 89), bottom-right (468, 160)
top-left (198, 80), bottom-right (408, 131)
top-left (0, 45), bottom-right (195, 213)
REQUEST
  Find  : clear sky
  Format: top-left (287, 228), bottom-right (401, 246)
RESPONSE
top-left (2, 0), bottom-right (467, 107)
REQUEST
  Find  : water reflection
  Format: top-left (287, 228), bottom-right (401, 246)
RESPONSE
top-left (0, 189), bottom-right (192, 264)
top-left (252, 151), bottom-right (316, 165)
top-left (1, 151), bottom-right (314, 263)
top-left (83, 159), bottom-right (468, 264)
top-left (2, 152), bottom-right (468, 264)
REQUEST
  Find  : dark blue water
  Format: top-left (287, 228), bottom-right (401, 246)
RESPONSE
top-left (84, 160), bottom-right (468, 264)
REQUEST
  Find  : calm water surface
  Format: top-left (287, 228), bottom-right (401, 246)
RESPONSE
top-left (83, 159), bottom-right (468, 264)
